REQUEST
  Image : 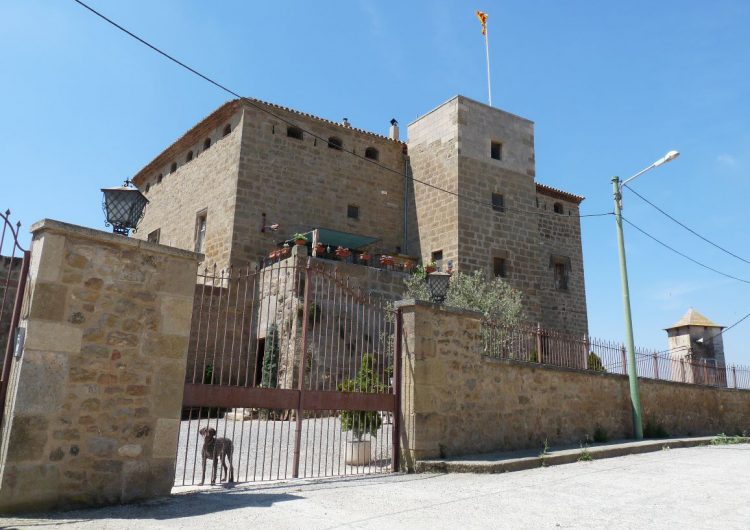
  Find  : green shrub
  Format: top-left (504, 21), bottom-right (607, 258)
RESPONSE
top-left (711, 433), bottom-right (749, 445)
top-left (339, 354), bottom-right (386, 441)
top-left (587, 352), bottom-right (606, 372)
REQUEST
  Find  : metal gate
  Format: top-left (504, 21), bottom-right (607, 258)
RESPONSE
top-left (176, 258), bottom-right (401, 485)
top-left (0, 210), bottom-right (30, 430)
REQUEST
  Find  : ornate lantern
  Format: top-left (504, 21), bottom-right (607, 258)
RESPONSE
top-left (426, 271), bottom-right (451, 304)
top-left (101, 180), bottom-right (149, 236)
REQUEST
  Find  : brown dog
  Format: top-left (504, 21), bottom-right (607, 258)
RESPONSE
top-left (199, 426), bottom-right (234, 485)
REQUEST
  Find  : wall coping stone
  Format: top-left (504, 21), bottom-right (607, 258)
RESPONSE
top-left (30, 219), bottom-right (203, 262)
top-left (394, 298), bottom-right (484, 319)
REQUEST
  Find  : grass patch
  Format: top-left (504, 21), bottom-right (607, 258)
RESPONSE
top-left (711, 433), bottom-right (750, 445)
top-left (539, 438), bottom-right (551, 457)
top-left (578, 444), bottom-right (593, 462)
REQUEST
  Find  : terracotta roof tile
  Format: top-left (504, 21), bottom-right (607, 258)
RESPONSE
top-left (535, 183), bottom-right (585, 204)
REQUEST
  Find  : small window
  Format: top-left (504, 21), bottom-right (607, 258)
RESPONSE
top-left (550, 255), bottom-right (571, 291)
top-left (157, 173), bottom-right (163, 184)
top-left (493, 257), bottom-right (507, 278)
top-left (170, 162), bottom-right (177, 173)
top-left (186, 151), bottom-right (193, 162)
top-left (491, 141), bottom-right (502, 160)
top-left (203, 138), bottom-right (211, 150)
top-left (553, 202), bottom-right (564, 214)
top-left (287, 126), bottom-right (303, 140)
top-left (147, 229), bottom-right (160, 244)
top-left (223, 124), bottom-right (231, 137)
top-left (365, 147), bottom-right (379, 161)
top-left (431, 250), bottom-right (443, 263)
top-left (347, 204), bottom-right (359, 220)
top-left (328, 137), bottom-right (343, 150)
top-left (145, 183), bottom-right (151, 193)
top-left (195, 212), bottom-right (207, 254)
top-left (491, 193), bottom-right (505, 213)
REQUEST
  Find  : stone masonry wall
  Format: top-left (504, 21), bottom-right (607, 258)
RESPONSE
top-left (133, 110), bottom-right (243, 269)
top-left (231, 103), bottom-right (407, 269)
top-left (398, 301), bottom-right (750, 468)
top-left (0, 220), bottom-right (199, 513)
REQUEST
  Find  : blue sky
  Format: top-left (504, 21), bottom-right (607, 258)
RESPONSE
top-left (2, 1), bottom-right (750, 364)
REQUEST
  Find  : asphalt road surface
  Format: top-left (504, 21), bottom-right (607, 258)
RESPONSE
top-left (2, 444), bottom-right (749, 529)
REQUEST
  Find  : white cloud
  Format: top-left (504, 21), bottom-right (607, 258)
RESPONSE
top-left (717, 153), bottom-right (737, 166)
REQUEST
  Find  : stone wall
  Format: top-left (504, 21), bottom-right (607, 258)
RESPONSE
top-left (398, 301), bottom-right (750, 469)
top-left (0, 220), bottom-right (199, 513)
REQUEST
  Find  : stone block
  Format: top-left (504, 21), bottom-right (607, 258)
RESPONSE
top-left (24, 321), bottom-right (82, 354)
top-left (159, 294), bottom-right (194, 336)
top-left (152, 418), bottom-right (180, 459)
top-left (13, 350), bottom-right (67, 415)
top-left (27, 282), bottom-right (68, 321)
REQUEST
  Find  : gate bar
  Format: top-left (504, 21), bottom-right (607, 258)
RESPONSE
top-left (0, 250), bottom-right (30, 429)
top-left (392, 307), bottom-right (402, 472)
top-left (292, 258), bottom-right (312, 478)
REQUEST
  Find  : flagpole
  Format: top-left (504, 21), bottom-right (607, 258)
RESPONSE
top-left (484, 25), bottom-right (492, 106)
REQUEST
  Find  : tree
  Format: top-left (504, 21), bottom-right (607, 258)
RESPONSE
top-left (338, 354), bottom-right (386, 441)
top-left (404, 269), bottom-right (524, 326)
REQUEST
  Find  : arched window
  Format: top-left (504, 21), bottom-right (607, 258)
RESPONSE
top-left (328, 136), bottom-right (343, 150)
top-left (365, 147), bottom-right (379, 161)
top-left (170, 162), bottom-right (177, 173)
top-left (145, 183), bottom-right (151, 193)
top-left (287, 126), bottom-right (303, 140)
top-left (203, 138), bottom-right (211, 150)
top-left (553, 202), bottom-right (564, 214)
top-left (186, 151), bottom-right (193, 162)
top-left (223, 124), bottom-right (231, 137)
top-left (157, 173), bottom-right (163, 184)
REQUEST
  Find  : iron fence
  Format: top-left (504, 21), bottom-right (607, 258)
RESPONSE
top-left (483, 321), bottom-right (750, 390)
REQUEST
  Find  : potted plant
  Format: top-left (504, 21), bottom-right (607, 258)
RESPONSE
top-left (279, 246), bottom-right (290, 258)
top-left (315, 243), bottom-right (326, 255)
top-left (360, 252), bottom-right (370, 263)
top-left (338, 353), bottom-right (385, 465)
top-left (424, 261), bottom-right (437, 274)
top-left (335, 246), bottom-right (351, 259)
top-left (379, 255), bottom-right (394, 267)
top-left (269, 249), bottom-right (280, 260)
top-left (292, 233), bottom-right (308, 246)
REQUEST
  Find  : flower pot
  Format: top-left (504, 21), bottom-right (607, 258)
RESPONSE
top-left (295, 239), bottom-right (307, 246)
top-left (315, 244), bottom-right (326, 255)
top-left (345, 439), bottom-right (372, 466)
top-left (425, 266), bottom-right (437, 274)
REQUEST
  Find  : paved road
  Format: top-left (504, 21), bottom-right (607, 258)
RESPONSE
top-left (3, 444), bottom-right (749, 529)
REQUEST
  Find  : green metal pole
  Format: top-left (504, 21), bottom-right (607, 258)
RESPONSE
top-left (612, 176), bottom-right (644, 440)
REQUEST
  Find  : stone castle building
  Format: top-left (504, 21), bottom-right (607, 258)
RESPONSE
top-left (131, 95), bottom-right (588, 335)
top-left (665, 308), bottom-right (726, 385)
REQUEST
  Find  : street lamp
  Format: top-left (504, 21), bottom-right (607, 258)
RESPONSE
top-left (426, 271), bottom-right (451, 303)
top-left (101, 180), bottom-right (149, 236)
top-left (612, 150), bottom-right (679, 440)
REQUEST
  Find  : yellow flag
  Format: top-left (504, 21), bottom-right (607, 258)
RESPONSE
top-left (476, 10), bottom-right (488, 35)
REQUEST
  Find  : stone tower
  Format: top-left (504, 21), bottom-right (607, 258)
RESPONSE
top-left (665, 308), bottom-right (726, 385)
top-left (406, 96), bottom-right (588, 335)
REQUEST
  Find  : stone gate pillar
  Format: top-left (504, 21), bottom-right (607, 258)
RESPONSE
top-left (0, 220), bottom-right (200, 513)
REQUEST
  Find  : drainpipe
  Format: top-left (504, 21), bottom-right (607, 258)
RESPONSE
top-left (403, 154), bottom-right (410, 254)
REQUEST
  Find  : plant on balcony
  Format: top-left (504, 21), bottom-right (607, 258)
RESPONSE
top-left (292, 233), bottom-right (309, 245)
top-left (335, 246), bottom-right (351, 259)
top-left (379, 255), bottom-right (394, 267)
top-left (315, 243), bottom-right (326, 255)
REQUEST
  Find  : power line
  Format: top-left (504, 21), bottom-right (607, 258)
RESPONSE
top-left (623, 184), bottom-right (750, 266)
top-left (72, 0), bottom-right (612, 222)
top-left (621, 216), bottom-right (750, 285)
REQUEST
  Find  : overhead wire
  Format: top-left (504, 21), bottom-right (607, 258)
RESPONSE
top-left (623, 184), bottom-right (750, 266)
top-left (71, 0), bottom-right (612, 221)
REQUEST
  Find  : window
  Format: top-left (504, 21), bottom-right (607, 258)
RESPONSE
top-left (147, 229), bottom-right (160, 244)
top-left (491, 193), bottom-right (505, 213)
top-left (347, 204), bottom-right (359, 220)
top-left (170, 162), bottom-right (177, 173)
top-left (553, 202), bottom-right (564, 214)
top-left (287, 126), bottom-right (303, 140)
top-left (203, 138), bottom-right (211, 150)
top-left (365, 147), bottom-right (379, 161)
top-left (431, 250), bottom-right (443, 263)
top-left (145, 183), bottom-right (151, 193)
top-left (491, 141), bottom-right (502, 160)
top-left (195, 212), bottom-right (207, 254)
top-left (157, 173), bottom-right (163, 184)
top-left (493, 257), bottom-right (507, 278)
top-left (550, 255), bottom-right (571, 291)
top-left (223, 124), bottom-right (231, 137)
top-left (328, 136), bottom-right (343, 150)
top-left (186, 151), bottom-right (193, 162)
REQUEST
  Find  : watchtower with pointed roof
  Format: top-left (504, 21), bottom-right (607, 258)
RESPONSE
top-left (665, 308), bottom-right (726, 375)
